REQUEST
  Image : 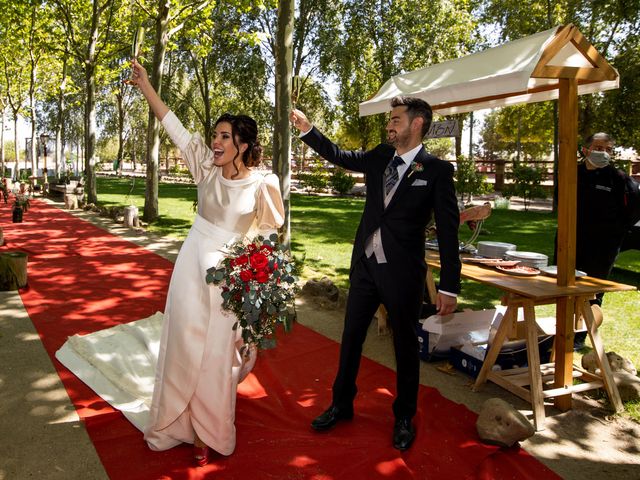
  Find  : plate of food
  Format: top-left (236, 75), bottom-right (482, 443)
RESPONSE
top-left (539, 266), bottom-right (587, 277)
top-left (462, 258), bottom-right (521, 267)
top-left (495, 265), bottom-right (540, 276)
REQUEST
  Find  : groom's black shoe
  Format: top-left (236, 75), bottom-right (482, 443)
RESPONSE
top-left (311, 405), bottom-right (353, 431)
top-left (392, 418), bottom-right (416, 451)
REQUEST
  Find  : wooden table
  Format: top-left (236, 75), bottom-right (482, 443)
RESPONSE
top-left (426, 250), bottom-right (636, 430)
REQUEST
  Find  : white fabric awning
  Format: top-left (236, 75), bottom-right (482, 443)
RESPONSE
top-left (359, 25), bottom-right (619, 117)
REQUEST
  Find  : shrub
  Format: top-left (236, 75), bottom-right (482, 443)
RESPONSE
top-left (297, 158), bottom-right (329, 193)
top-left (454, 155), bottom-right (493, 203)
top-left (329, 167), bottom-right (356, 195)
top-left (503, 161), bottom-right (547, 211)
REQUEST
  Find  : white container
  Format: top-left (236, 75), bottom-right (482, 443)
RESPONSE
top-left (504, 250), bottom-right (548, 268)
top-left (421, 309), bottom-right (502, 355)
top-left (477, 241), bottom-right (516, 258)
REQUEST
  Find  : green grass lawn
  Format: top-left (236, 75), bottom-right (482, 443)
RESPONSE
top-left (94, 176), bottom-right (640, 419)
top-left (96, 176), bottom-right (198, 238)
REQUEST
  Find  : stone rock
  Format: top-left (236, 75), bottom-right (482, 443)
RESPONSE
top-left (581, 350), bottom-right (598, 373)
top-left (612, 372), bottom-right (640, 402)
top-left (476, 398), bottom-right (535, 448)
top-left (350, 184), bottom-right (367, 196)
top-left (302, 277), bottom-right (340, 303)
top-left (607, 352), bottom-right (637, 376)
top-left (581, 350), bottom-right (637, 376)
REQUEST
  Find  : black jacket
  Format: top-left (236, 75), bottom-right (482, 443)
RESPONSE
top-left (301, 126), bottom-right (461, 294)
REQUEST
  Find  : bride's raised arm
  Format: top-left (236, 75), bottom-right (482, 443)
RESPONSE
top-left (129, 59), bottom-right (169, 122)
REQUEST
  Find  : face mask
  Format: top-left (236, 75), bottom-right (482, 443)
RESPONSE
top-left (587, 150), bottom-right (610, 168)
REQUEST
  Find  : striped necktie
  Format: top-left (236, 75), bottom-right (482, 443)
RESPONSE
top-left (384, 155), bottom-right (404, 196)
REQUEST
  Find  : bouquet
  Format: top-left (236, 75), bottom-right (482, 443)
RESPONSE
top-left (206, 233), bottom-right (298, 349)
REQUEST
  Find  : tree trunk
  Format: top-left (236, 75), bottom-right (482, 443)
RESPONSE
top-left (272, 0), bottom-right (294, 249)
top-left (28, 8), bottom-right (38, 179)
top-left (83, 0), bottom-right (102, 205)
top-left (202, 59), bottom-right (212, 143)
top-left (56, 52), bottom-right (68, 180)
top-left (30, 111), bottom-right (36, 177)
top-left (85, 62), bottom-right (98, 203)
top-left (13, 115), bottom-right (19, 179)
top-left (143, 2), bottom-right (170, 223)
top-left (0, 107), bottom-right (5, 177)
top-left (116, 91), bottom-right (124, 173)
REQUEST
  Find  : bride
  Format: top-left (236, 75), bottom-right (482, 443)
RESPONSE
top-left (127, 59), bottom-right (283, 465)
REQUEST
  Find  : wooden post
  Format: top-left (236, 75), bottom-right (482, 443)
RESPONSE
top-left (554, 78), bottom-right (578, 411)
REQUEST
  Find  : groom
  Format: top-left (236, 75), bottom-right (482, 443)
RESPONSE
top-left (290, 96), bottom-right (461, 451)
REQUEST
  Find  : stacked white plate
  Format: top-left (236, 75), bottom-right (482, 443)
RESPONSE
top-left (476, 241), bottom-right (516, 258)
top-left (504, 250), bottom-right (548, 268)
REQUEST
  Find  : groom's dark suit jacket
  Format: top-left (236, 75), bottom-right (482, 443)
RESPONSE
top-left (302, 127), bottom-right (461, 295)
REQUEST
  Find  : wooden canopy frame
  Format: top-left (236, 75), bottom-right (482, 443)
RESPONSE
top-left (544, 27), bottom-right (616, 409)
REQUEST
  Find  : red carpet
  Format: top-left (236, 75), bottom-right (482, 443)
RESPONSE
top-left (1, 198), bottom-right (561, 479)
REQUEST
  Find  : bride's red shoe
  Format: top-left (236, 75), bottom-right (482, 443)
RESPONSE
top-left (193, 445), bottom-right (210, 467)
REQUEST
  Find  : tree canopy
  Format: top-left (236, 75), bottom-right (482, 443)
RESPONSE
top-left (1, 0), bottom-right (638, 216)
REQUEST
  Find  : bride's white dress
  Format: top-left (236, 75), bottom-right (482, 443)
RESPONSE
top-left (56, 111), bottom-right (284, 456)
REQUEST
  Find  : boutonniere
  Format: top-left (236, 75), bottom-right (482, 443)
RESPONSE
top-left (408, 161), bottom-right (424, 178)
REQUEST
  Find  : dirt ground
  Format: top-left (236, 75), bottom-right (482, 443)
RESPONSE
top-left (1, 199), bottom-right (639, 480)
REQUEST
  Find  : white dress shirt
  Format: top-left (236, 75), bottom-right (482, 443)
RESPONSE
top-left (364, 145), bottom-right (420, 262)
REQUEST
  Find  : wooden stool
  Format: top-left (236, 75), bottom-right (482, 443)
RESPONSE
top-left (0, 251), bottom-right (28, 290)
top-left (124, 205), bottom-right (139, 227)
top-left (473, 294), bottom-right (623, 431)
top-left (64, 193), bottom-right (78, 210)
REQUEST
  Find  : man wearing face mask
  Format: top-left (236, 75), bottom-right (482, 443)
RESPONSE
top-left (575, 132), bottom-right (627, 308)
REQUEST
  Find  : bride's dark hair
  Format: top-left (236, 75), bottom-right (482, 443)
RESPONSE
top-left (214, 113), bottom-right (263, 178)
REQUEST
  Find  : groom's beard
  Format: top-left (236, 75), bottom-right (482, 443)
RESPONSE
top-left (387, 128), bottom-right (411, 149)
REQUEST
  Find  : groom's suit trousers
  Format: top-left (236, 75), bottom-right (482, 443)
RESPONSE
top-left (332, 253), bottom-right (424, 419)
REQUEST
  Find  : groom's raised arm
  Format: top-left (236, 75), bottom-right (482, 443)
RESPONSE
top-left (290, 109), bottom-right (371, 173)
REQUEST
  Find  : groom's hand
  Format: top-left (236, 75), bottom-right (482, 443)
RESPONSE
top-left (436, 293), bottom-right (457, 316)
top-left (290, 109), bottom-right (312, 133)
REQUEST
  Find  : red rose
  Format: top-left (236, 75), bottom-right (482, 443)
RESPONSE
top-left (247, 243), bottom-right (258, 253)
top-left (255, 270), bottom-right (269, 283)
top-left (235, 254), bottom-right (249, 266)
top-left (239, 269), bottom-right (253, 282)
top-left (250, 252), bottom-right (269, 270)
top-left (260, 245), bottom-right (273, 254)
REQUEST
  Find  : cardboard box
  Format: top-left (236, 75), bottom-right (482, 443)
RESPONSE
top-left (417, 306), bottom-right (585, 363)
top-left (449, 335), bottom-right (555, 378)
top-left (419, 308), bottom-right (502, 360)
